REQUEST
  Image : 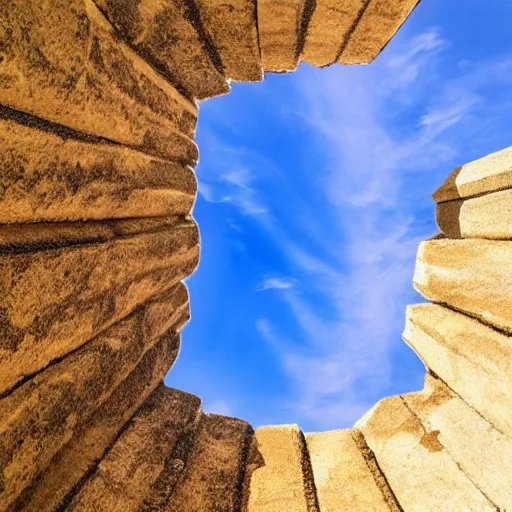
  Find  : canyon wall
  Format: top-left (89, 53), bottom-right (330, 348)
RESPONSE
top-left (2, 0), bottom-right (511, 510)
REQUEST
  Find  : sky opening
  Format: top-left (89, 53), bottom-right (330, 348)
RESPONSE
top-left (165, 0), bottom-right (512, 432)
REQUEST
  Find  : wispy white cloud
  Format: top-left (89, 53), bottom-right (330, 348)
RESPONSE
top-left (204, 399), bottom-right (232, 417)
top-left (257, 276), bottom-right (296, 291)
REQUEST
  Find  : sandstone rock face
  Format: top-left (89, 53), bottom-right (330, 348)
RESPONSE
top-left (306, 429), bottom-right (391, 511)
top-left (257, 0), bottom-right (307, 72)
top-left (413, 238), bottom-right (512, 333)
top-left (338, 0), bottom-right (421, 64)
top-left (0, 0), bottom-right (198, 163)
top-left (355, 395), bottom-right (496, 511)
top-left (243, 425), bottom-right (319, 512)
top-left (194, 0), bottom-right (263, 83)
top-left (95, 0), bottom-right (230, 100)
top-left (0, 118), bottom-right (197, 223)
top-left (7, 1), bottom-right (512, 511)
top-left (404, 303), bottom-right (512, 437)
top-left (0, 218), bottom-right (198, 395)
top-left (433, 145), bottom-right (512, 202)
top-left (302, 0), bottom-right (366, 67)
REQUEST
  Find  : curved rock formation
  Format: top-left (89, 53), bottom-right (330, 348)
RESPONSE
top-left (2, 0), bottom-right (510, 510)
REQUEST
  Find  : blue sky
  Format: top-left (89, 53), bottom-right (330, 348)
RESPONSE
top-left (165, 0), bottom-right (512, 432)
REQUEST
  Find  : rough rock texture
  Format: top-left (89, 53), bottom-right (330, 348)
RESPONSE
top-left (243, 425), bottom-right (319, 512)
top-left (302, 0), bottom-right (366, 67)
top-left (257, 0), bottom-right (307, 72)
top-left (0, 287), bottom-right (187, 510)
top-left (95, 0), bottom-right (229, 100)
top-left (404, 303), bottom-right (512, 438)
top-left (436, 189), bottom-right (512, 239)
top-left (0, 118), bottom-right (197, 223)
top-left (339, 0), bottom-right (421, 64)
top-left (11, 332), bottom-right (183, 512)
top-left (195, 0), bottom-right (263, 82)
top-left (66, 385), bottom-right (202, 512)
top-left (404, 373), bottom-right (512, 509)
top-left (305, 429), bottom-right (391, 511)
top-left (0, 218), bottom-right (198, 395)
top-left (0, 0), bottom-right (197, 163)
top-left (355, 395), bottom-right (496, 511)
top-left (434, 145), bottom-right (512, 202)
top-left (413, 238), bottom-right (512, 333)
top-left (7, 1), bottom-right (512, 511)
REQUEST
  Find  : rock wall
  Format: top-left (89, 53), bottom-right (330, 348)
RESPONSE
top-left (2, 0), bottom-right (510, 511)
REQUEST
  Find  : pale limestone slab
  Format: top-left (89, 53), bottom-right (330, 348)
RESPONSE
top-left (339, 0), bottom-right (420, 64)
top-left (403, 373), bottom-right (512, 509)
top-left (305, 429), bottom-right (390, 511)
top-left (257, 0), bottom-right (306, 72)
top-left (436, 188), bottom-right (512, 239)
top-left (413, 238), bottom-right (512, 333)
top-left (355, 395), bottom-right (495, 511)
top-left (244, 425), bottom-right (311, 511)
top-left (302, 0), bottom-right (366, 67)
top-left (403, 303), bottom-right (512, 438)
top-left (434, 145), bottom-right (512, 202)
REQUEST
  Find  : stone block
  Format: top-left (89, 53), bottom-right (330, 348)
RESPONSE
top-left (0, 0), bottom-right (197, 163)
top-left (436, 189), bottom-right (512, 239)
top-left (0, 285), bottom-right (187, 509)
top-left (302, 0), bottom-right (366, 67)
top-left (243, 424), bottom-right (316, 512)
top-left (413, 238), bottom-right (512, 333)
top-left (355, 395), bottom-right (495, 511)
top-left (403, 373), bottom-right (512, 509)
top-left (0, 118), bottom-right (196, 223)
top-left (305, 429), bottom-right (390, 511)
top-left (195, 0), bottom-right (263, 82)
top-left (95, 0), bottom-right (229, 100)
top-left (339, 0), bottom-right (420, 64)
top-left (257, 0), bottom-right (307, 72)
top-left (0, 217), bottom-right (198, 395)
top-left (433, 145), bottom-right (512, 202)
top-left (66, 385), bottom-right (202, 512)
top-left (403, 303), bottom-right (512, 437)
top-left (10, 330), bottom-right (183, 512)
top-left (166, 414), bottom-right (254, 512)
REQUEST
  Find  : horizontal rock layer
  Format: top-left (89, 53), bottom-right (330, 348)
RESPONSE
top-left (0, 117), bottom-right (196, 223)
top-left (413, 238), bottom-right (512, 333)
top-left (0, 217), bottom-right (198, 395)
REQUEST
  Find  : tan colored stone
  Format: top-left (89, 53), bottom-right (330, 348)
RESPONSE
top-left (305, 429), bottom-right (390, 511)
top-left (95, 0), bottom-right (229, 101)
top-left (257, 0), bottom-right (307, 72)
top-left (66, 385), bottom-right (201, 512)
top-left (413, 238), bottom-right (512, 333)
top-left (0, 118), bottom-right (196, 223)
top-left (403, 373), bottom-right (512, 508)
top-left (0, 0), bottom-right (198, 163)
top-left (243, 424), bottom-right (315, 512)
top-left (0, 285), bottom-right (187, 510)
top-left (436, 189), bottom-right (512, 239)
top-left (0, 218), bottom-right (198, 395)
top-left (403, 303), bottom-right (512, 437)
top-left (11, 331), bottom-right (183, 512)
top-left (433, 145), bottom-right (512, 202)
top-left (195, 0), bottom-right (263, 82)
top-left (355, 395), bottom-right (495, 511)
top-left (339, 0), bottom-right (420, 65)
top-left (165, 413), bottom-right (253, 512)
top-left (302, 0), bottom-right (366, 67)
